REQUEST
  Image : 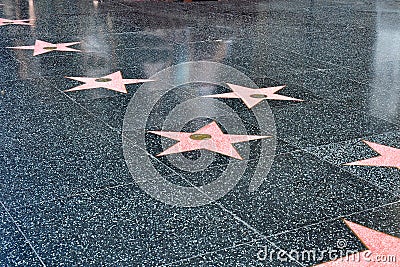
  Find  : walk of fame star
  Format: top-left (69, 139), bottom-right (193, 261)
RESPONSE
top-left (148, 121), bottom-right (271, 160)
top-left (0, 18), bottom-right (34, 26)
top-left (344, 140), bottom-right (400, 169)
top-left (64, 71), bottom-right (153, 94)
top-left (7, 40), bottom-right (81, 56)
top-left (314, 219), bottom-right (399, 266)
top-left (203, 83), bottom-right (303, 109)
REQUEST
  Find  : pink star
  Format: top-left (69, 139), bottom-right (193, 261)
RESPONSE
top-left (0, 18), bottom-right (34, 26)
top-left (314, 219), bottom-right (400, 266)
top-left (64, 71), bottom-right (153, 94)
top-left (148, 121), bottom-right (271, 160)
top-left (7, 40), bottom-right (81, 56)
top-left (344, 140), bottom-right (400, 169)
top-left (203, 83), bottom-right (303, 109)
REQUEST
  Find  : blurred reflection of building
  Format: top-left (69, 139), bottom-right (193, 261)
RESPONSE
top-left (370, 1), bottom-right (400, 123)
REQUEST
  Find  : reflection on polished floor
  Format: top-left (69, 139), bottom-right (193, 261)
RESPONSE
top-left (1, 0), bottom-right (399, 266)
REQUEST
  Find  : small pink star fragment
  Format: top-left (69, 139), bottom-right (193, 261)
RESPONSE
top-left (64, 71), bottom-right (153, 94)
top-left (314, 219), bottom-right (400, 266)
top-left (0, 18), bottom-right (34, 26)
top-left (7, 40), bottom-right (81, 56)
top-left (344, 140), bottom-right (400, 169)
top-left (148, 121), bottom-right (271, 160)
top-left (203, 83), bottom-right (304, 109)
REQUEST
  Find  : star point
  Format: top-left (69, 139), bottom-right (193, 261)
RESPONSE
top-left (203, 83), bottom-right (303, 109)
top-left (64, 71), bottom-right (153, 94)
top-left (314, 220), bottom-right (400, 266)
top-left (344, 140), bottom-right (400, 169)
top-left (7, 40), bottom-right (81, 56)
top-left (149, 121), bottom-right (271, 160)
top-left (0, 18), bottom-right (34, 26)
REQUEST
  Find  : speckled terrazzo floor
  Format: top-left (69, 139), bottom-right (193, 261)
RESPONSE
top-left (0, 0), bottom-right (399, 266)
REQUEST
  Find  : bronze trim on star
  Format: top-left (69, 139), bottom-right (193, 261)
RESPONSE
top-left (189, 134), bottom-right (212, 140)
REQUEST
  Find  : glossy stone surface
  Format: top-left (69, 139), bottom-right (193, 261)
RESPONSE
top-left (1, 0), bottom-right (399, 266)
